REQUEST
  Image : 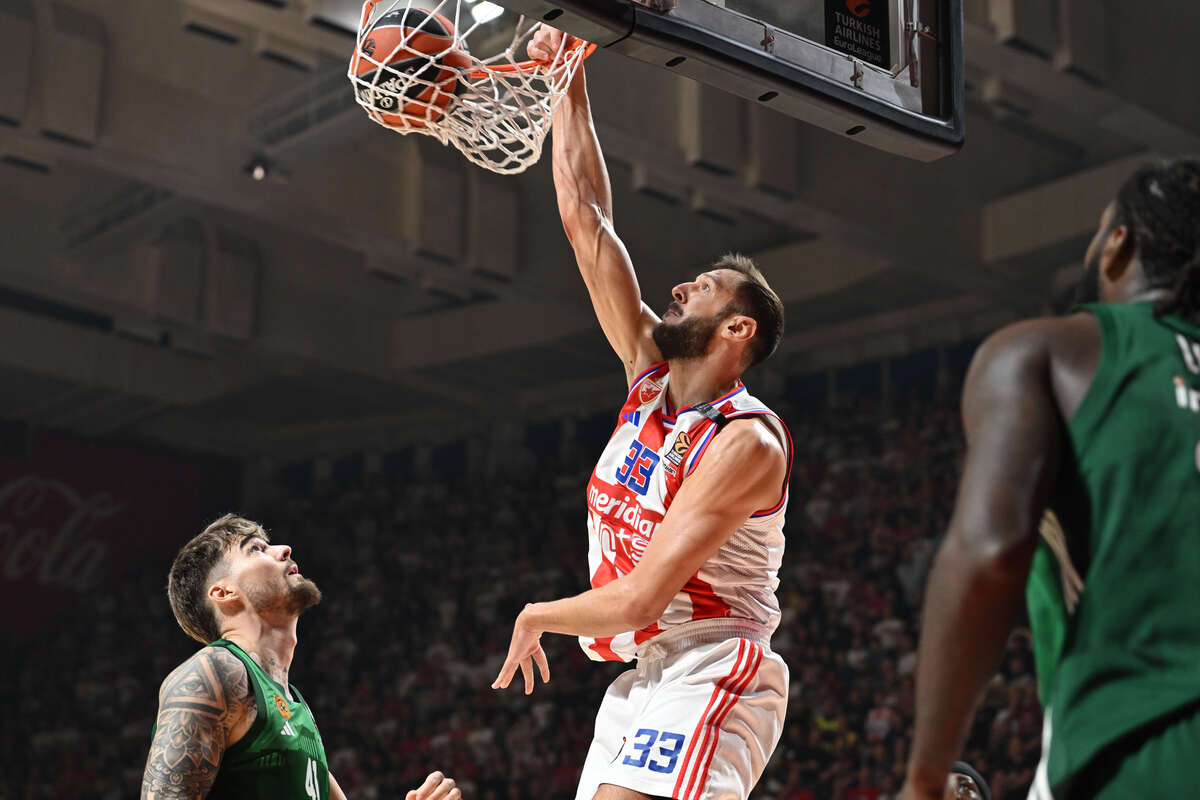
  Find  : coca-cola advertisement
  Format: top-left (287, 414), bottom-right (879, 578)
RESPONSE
top-left (0, 430), bottom-right (238, 636)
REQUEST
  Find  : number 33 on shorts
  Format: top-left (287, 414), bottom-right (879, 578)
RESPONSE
top-left (621, 728), bottom-right (686, 774)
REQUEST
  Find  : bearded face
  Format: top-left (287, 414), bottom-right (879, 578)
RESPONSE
top-left (243, 570), bottom-right (322, 617)
top-left (227, 535), bottom-right (323, 619)
top-left (652, 303), bottom-right (731, 360)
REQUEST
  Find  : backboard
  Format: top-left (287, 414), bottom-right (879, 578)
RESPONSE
top-left (489, 0), bottom-right (964, 161)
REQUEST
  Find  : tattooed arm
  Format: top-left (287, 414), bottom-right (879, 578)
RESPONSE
top-left (142, 646), bottom-right (257, 799)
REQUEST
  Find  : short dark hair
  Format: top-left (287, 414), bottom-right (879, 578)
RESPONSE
top-left (1114, 157), bottom-right (1200, 322)
top-left (951, 761), bottom-right (992, 800)
top-left (168, 514), bottom-right (268, 644)
top-left (713, 253), bottom-right (785, 367)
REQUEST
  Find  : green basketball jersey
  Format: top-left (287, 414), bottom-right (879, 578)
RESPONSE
top-left (1026, 301), bottom-right (1200, 790)
top-left (207, 639), bottom-right (329, 799)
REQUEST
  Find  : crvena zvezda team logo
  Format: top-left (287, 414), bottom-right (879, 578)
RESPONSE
top-left (639, 377), bottom-right (664, 405)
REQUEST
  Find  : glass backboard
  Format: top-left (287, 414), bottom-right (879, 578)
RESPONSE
top-left (490, 0), bottom-right (963, 161)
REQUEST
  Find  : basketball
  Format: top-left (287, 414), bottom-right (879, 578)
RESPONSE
top-left (353, 9), bottom-right (472, 129)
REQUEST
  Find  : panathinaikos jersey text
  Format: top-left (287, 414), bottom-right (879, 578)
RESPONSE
top-left (1027, 301), bottom-right (1200, 789)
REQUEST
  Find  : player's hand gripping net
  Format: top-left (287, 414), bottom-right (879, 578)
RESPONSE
top-left (348, 0), bottom-right (594, 174)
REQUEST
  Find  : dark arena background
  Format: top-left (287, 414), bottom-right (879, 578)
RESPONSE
top-left (2, 1), bottom-right (1198, 798)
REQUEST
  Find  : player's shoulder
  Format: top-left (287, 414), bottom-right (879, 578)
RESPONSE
top-left (706, 416), bottom-right (787, 469)
top-left (980, 312), bottom-right (1097, 353)
top-left (159, 643), bottom-right (253, 707)
top-left (971, 312), bottom-right (1099, 377)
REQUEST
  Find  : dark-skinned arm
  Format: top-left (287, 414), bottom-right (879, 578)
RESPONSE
top-left (902, 320), bottom-right (1063, 798)
top-left (141, 647), bottom-right (256, 799)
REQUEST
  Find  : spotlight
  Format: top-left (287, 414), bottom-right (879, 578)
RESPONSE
top-left (244, 155), bottom-right (271, 182)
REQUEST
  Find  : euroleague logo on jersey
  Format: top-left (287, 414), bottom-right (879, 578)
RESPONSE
top-left (663, 431), bottom-right (692, 475)
top-left (639, 376), bottom-right (664, 405)
top-left (274, 694), bottom-right (292, 719)
top-left (846, 0), bottom-right (871, 17)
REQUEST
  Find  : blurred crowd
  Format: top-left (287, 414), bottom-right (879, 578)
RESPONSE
top-left (8, 368), bottom-right (1044, 800)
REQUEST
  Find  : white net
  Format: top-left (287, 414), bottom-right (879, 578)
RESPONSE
top-left (348, 0), bottom-right (593, 175)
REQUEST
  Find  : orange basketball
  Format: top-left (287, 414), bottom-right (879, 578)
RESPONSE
top-left (354, 9), bottom-right (472, 129)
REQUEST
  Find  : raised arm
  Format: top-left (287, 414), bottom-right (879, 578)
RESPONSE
top-left (531, 27), bottom-right (662, 384)
top-left (142, 647), bottom-right (256, 800)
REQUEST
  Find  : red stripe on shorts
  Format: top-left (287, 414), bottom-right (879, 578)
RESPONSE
top-left (677, 641), bottom-right (757, 800)
top-left (686, 643), bottom-right (764, 800)
top-left (672, 639), bottom-right (748, 799)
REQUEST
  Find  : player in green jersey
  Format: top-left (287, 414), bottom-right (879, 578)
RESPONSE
top-left (900, 157), bottom-right (1200, 800)
top-left (141, 514), bottom-right (460, 800)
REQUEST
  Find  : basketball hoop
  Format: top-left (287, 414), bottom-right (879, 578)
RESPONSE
top-left (348, 0), bottom-right (595, 175)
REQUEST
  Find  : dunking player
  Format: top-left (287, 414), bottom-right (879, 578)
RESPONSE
top-left (901, 158), bottom-right (1200, 800)
top-left (491, 26), bottom-right (792, 800)
top-left (142, 514), bottom-right (459, 800)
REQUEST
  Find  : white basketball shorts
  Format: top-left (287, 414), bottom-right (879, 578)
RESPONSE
top-left (574, 621), bottom-right (788, 800)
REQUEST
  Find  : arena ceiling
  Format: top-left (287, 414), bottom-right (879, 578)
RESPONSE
top-left (0, 0), bottom-right (1197, 460)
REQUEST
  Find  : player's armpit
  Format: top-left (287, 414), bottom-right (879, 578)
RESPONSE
top-left (622, 418), bottom-right (787, 627)
top-left (141, 647), bottom-right (256, 800)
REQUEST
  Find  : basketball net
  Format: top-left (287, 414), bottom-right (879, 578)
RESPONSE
top-left (348, 0), bottom-right (595, 175)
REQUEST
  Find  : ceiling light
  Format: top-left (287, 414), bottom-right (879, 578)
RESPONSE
top-left (244, 155), bottom-right (271, 182)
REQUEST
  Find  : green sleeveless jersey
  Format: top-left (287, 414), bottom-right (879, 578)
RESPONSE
top-left (197, 640), bottom-right (329, 799)
top-left (1026, 301), bottom-right (1200, 789)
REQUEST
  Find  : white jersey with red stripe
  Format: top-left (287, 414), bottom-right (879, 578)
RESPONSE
top-left (579, 361), bottom-right (792, 663)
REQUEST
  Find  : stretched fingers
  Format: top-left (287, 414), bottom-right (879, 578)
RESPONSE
top-left (491, 657), bottom-right (519, 690)
top-left (533, 644), bottom-right (550, 684)
top-left (521, 656), bottom-right (534, 695)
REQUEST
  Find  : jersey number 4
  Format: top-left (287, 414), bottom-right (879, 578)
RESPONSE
top-left (304, 758), bottom-right (321, 800)
top-left (615, 441), bottom-right (659, 496)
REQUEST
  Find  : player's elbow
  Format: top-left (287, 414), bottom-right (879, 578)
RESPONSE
top-left (620, 582), bottom-right (669, 630)
top-left (625, 603), bottom-right (661, 632)
top-left (949, 526), bottom-right (1037, 584)
top-left (559, 200), bottom-right (603, 239)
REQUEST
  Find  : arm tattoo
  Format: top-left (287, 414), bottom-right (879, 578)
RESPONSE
top-left (141, 647), bottom-right (257, 799)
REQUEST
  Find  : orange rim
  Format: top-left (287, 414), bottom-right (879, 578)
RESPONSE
top-left (468, 40), bottom-right (596, 80)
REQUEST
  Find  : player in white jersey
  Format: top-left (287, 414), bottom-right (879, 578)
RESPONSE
top-left (490, 25), bottom-right (792, 800)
